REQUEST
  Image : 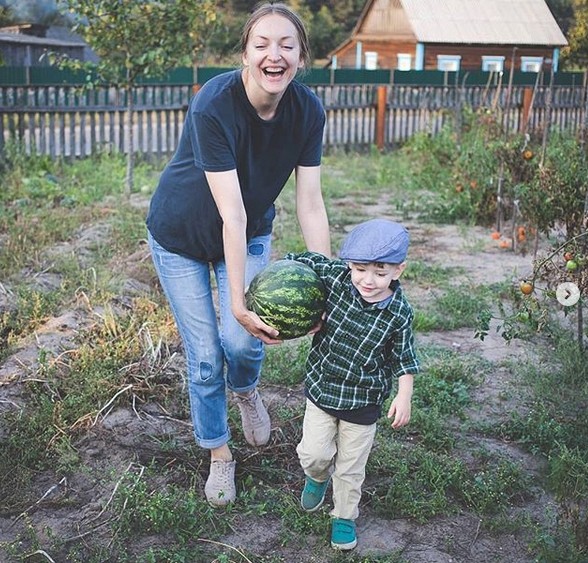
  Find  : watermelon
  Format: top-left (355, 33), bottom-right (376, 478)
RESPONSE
top-left (245, 259), bottom-right (327, 340)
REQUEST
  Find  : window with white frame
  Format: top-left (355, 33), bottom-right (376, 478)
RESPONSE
top-left (482, 56), bottom-right (505, 72)
top-left (364, 51), bottom-right (378, 70)
top-left (397, 53), bottom-right (411, 71)
top-left (437, 55), bottom-right (461, 71)
top-left (520, 56), bottom-right (543, 72)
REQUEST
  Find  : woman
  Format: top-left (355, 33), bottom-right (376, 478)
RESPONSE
top-left (146, 2), bottom-right (331, 506)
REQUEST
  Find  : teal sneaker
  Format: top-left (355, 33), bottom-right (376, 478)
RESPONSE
top-left (300, 476), bottom-right (330, 512)
top-left (331, 518), bottom-right (357, 551)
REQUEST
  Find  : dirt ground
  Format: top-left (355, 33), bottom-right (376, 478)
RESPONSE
top-left (0, 197), bottom-right (559, 562)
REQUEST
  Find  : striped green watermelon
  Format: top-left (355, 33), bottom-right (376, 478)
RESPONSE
top-left (245, 259), bottom-right (327, 340)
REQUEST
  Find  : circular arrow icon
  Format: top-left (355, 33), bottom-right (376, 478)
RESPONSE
top-left (556, 282), bottom-right (581, 307)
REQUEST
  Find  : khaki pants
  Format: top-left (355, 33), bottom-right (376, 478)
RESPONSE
top-left (296, 399), bottom-right (377, 520)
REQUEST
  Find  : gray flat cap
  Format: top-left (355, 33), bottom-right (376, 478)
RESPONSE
top-left (339, 219), bottom-right (409, 264)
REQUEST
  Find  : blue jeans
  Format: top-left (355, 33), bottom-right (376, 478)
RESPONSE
top-left (147, 231), bottom-right (272, 449)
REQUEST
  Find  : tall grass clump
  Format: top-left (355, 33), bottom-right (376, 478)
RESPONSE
top-left (396, 124), bottom-right (458, 193)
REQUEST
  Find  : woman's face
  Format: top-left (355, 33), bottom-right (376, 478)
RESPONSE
top-left (242, 13), bottom-right (303, 98)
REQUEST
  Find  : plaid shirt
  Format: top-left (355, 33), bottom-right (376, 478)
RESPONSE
top-left (285, 252), bottom-right (420, 411)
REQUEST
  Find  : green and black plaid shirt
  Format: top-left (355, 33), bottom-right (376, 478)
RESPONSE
top-left (286, 252), bottom-right (420, 411)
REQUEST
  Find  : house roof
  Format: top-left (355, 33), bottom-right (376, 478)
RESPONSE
top-left (0, 31), bottom-right (84, 48)
top-left (350, 0), bottom-right (567, 47)
top-left (400, 0), bottom-right (567, 46)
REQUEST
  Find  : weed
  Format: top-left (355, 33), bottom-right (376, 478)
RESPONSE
top-left (402, 406), bottom-right (456, 452)
top-left (414, 285), bottom-right (493, 332)
top-left (402, 260), bottom-right (462, 285)
top-left (267, 488), bottom-right (329, 544)
top-left (497, 401), bottom-right (569, 456)
top-left (262, 338), bottom-right (310, 387)
top-left (114, 469), bottom-right (226, 542)
top-left (0, 286), bottom-right (62, 362)
top-left (333, 553), bottom-right (408, 563)
top-left (548, 444), bottom-right (588, 502)
top-left (368, 441), bottom-right (463, 522)
top-left (529, 506), bottom-right (588, 563)
top-left (458, 455), bottom-right (532, 514)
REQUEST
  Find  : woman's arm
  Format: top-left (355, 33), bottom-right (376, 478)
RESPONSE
top-left (205, 169), bottom-right (281, 344)
top-left (295, 165), bottom-right (331, 257)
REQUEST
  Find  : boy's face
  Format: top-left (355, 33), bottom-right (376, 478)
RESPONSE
top-left (348, 261), bottom-right (406, 303)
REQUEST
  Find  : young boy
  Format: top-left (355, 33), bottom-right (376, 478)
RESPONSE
top-left (285, 218), bottom-right (419, 551)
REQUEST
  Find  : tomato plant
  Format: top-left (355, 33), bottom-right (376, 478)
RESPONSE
top-left (566, 260), bottom-right (579, 272)
top-left (520, 281), bottom-right (534, 295)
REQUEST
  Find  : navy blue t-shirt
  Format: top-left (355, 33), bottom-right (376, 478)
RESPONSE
top-left (146, 70), bottom-right (326, 262)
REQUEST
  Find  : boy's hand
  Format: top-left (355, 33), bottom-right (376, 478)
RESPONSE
top-left (387, 395), bottom-right (411, 428)
top-left (387, 373), bottom-right (414, 429)
top-left (307, 311), bottom-right (326, 336)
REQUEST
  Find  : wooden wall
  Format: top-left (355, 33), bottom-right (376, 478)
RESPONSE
top-left (423, 44), bottom-right (556, 71)
top-left (334, 39), bottom-right (416, 70)
top-left (332, 39), bottom-right (557, 72)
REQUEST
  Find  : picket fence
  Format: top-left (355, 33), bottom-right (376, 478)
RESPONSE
top-left (0, 81), bottom-right (587, 159)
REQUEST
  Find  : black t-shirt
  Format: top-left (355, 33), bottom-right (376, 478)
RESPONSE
top-left (146, 70), bottom-right (325, 262)
top-left (306, 389), bottom-right (381, 425)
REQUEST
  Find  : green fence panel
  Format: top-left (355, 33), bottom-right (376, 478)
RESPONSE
top-left (194, 66), bottom-right (236, 84)
top-left (391, 70), bottom-right (450, 85)
top-left (0, 65), bottom-right (584, 88)
top-left (0, 66), bottom-right (27, 85)
top-left (136, 67), bottom-right (194, 85)
top-left (301, 68), bottom-right (331, 84)
top-left (553, 72), bottom-right (585, 86)
top-left (333, 68), bottom-right (391, 84)
top-left (29, 66), bottom-right (97, 85)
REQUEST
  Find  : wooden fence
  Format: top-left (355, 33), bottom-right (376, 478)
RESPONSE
top-left (1, 82), bottom-right (587, 159)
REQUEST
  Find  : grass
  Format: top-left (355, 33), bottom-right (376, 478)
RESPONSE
top-left (262, 338), bottom-right (310, 387)
top-left (1, 140), bottom-right (587, 561)
top-left (413, 283), bottom-right (494, 332)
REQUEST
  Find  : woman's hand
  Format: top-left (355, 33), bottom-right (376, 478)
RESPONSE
top-left (233, 305), bottom-right (283, 345)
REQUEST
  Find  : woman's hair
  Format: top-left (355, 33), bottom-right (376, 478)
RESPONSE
top-left (239, 2), bottom-right (311, 69)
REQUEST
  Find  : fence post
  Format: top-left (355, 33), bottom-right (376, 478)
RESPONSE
top-left (376, 85), bottom-right (387, 150)
top-left (521, 87), bottom-right (533, 133)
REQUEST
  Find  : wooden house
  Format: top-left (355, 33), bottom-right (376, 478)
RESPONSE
top-left (0, 24), bottom-right (97, 67)
top-left (328, 0), bottom-right (568, 73)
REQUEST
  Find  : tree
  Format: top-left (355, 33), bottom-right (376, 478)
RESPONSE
top-left (57, 0), bottom-right (217, 195)
top-left (561, 0), bottom-right (588, 69)
top-left (310, 6), bottom-right (339, 60)
top-left (546, 0), bottom-right (575, 35)
top-left (0, 5), bottom-right (14, 28)
top-left (205, 1), bottom-right (247, 65)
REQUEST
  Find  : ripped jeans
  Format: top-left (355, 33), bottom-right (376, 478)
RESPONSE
top-left (147, 231), bottom-right (272, 449)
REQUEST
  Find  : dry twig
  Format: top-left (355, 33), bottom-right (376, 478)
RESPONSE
top-left (23, 550), bottom-right (57, 562)
top-left (11, 477), bottom-right (67, 528)
top-left (198, 538), bottom-right (254, 563)
top-left (64, 462), bottom-right (145, 543)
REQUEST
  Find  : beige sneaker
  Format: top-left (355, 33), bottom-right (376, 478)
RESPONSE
top-left (204, 460), bottom-right (236, 507)
top-left (234, 388), bottom-right (271, 446)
